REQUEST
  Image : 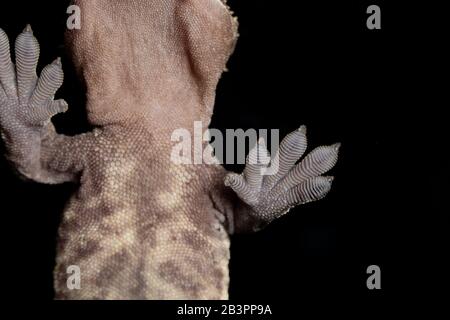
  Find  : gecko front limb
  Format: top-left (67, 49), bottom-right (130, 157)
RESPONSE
top-left (225, 126), bottom-right (340, 229)
top-left (0, 26), bottom-right (92, 184)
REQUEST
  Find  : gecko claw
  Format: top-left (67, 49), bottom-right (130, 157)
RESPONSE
top-left (298, 125), bottom-right (307, 134)
top-left (53, 57), bottom-right (62, 66)
top-left (333, 142), bottom-right (341, 151)
top-left (24, 24), bottom-right (33, 33)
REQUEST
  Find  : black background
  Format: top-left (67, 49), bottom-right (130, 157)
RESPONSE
top-left (0, 0), bottom-right (447, 310)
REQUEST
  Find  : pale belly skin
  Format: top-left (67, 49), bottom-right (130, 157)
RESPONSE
top-left (54, 126), bottom-right (234, 299)
top-left (0, 0), bottom-right (340, 299)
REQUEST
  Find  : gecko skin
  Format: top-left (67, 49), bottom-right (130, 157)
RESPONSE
top-left (0, 0), bottom-right (340, 299)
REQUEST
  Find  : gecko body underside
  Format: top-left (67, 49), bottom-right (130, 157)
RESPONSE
top-left (0, 0), bottom-right (339, 299)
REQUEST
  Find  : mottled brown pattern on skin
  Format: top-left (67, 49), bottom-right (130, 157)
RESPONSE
top-left (212, 268), bottom-right (225, 291)
top-left (182, 230), bottom-right (209, 251)
top-left (159, 261), bottom-right (202, 297)
top-left (129, 259), bottom-right (147, 299)
top-left (72, 240), bottom-right (101, 263)
top-left (48, 122), bottom-right (234, 298)
top-left (95, 249), bottom-right (129, 287)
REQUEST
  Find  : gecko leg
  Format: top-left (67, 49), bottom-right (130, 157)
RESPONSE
top-left (0, 26), bottom-right (87, 183)
top-left (225, 126), bottom-right (340, 225)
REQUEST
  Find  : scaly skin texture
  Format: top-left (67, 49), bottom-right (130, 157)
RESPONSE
top-left (0, 0), bottom-right (339, 299)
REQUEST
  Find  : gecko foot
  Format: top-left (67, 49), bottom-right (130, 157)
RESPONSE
top-left (224, 126), bottom-right (340, 223)
top-left (0, 25), bottom-right (68, 179)
top-left (0, 25), bottom-right (68, 129)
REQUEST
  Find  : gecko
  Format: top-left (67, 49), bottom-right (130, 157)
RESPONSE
top-left (0, 0), bottom-right (340, 299)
